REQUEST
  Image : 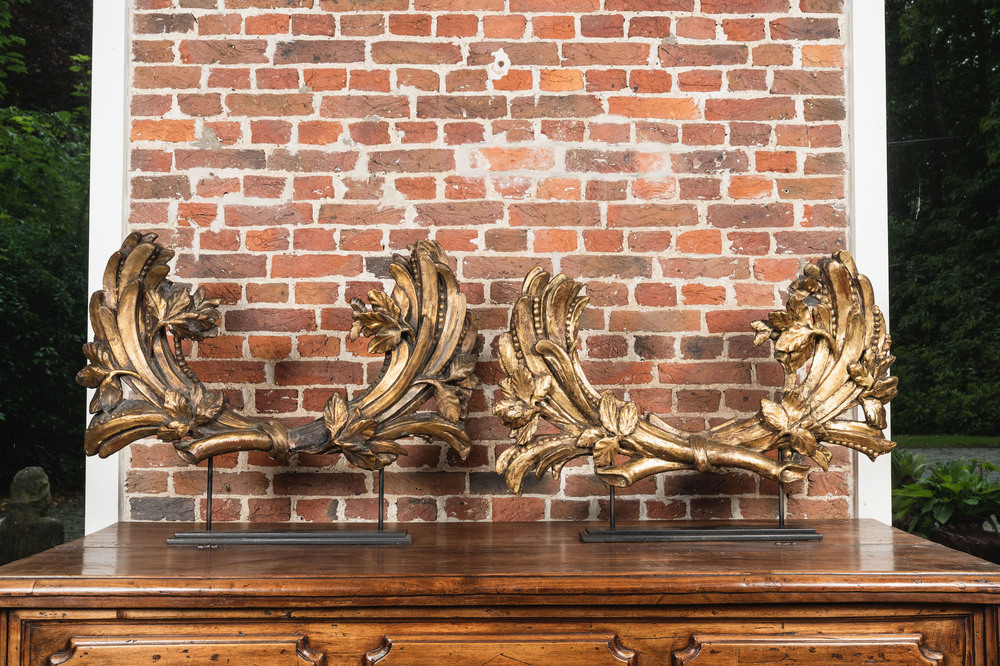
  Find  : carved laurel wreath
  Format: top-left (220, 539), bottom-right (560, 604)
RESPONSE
top-left (78, 233), bottom-right (477, 470)
top-left (493, 251), bottom-right (896, 493)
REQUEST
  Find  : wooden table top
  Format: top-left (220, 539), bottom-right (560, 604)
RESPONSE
top-left (0, 520), bottom-right (998, 606)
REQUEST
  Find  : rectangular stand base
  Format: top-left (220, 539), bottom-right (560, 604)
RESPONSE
top-left (167, 530), bottom-right (412, 546)
top-left (580, 526), bottom-right (822, 543)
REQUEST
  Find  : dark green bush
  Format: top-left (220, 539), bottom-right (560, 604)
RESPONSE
top-left (0, 106), bottom-right (89, 490)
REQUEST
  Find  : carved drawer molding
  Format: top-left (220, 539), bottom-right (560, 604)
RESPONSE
top-left (364, 633), bottom-right (636, 665)
top-left (48, 634), bottom-right (324, 665)
top-left (673, 633), bottom-right (944, 665)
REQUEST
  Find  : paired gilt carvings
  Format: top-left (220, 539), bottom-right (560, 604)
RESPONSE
top-left (79, 234), bottom-right (895, 503)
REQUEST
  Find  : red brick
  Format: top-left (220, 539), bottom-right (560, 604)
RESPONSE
top-left (485, 228), bottom-right (527, 252)
top-left (132, 149), bottom-right (172, 172)
top-left (394, 177), bottom-right (437, 200)
top-left (372, 41), bottom-right (462, 65)
top-left (134, 65), bottom-right (202, 89)
top-left (628, 16), bottom-right (672, 38)
top-left (681, 123), bottom-right (725, 146)
top-left (723, 18), bottom-right (766, 41)
top-left (243, 176), bottom-right (283, 198)
top-left (658, 361), bottom-right (751, 385)
top-left (197, 176), bottom-right (240, 198)
top-left (607, 97), bottom-right (698, 121)
top-left (131, 94), bottom-right (172, 116)
top-left (729, 69), bottom-right (768, 91)
top-left (703, 0), bottom-right (788, 11)
top-left (606, 0), bottom-right (692, 9)
top-left (274, 360), bottom-right (363, 387)
top-left (207, 67), bottom-right (250, 89)
top-left (776, 176), bottom-right (844, 200)
top-left (584, 69), bottom-right (627, 92)
top-left (302, 68), bottom-right (346, 91)
top-left (226, 309), bottom-right (316, 333)
top-left (438, 14), bottom-right (479, 37)
top-left (729, 176), bottom-right (774, 200)
top-left (319, 204), bottom-right (405, 226)
top-left (635, 283), bottom-right (677, 307)
top-left (444, 176), bottom-right (486, 200)
top-left (135, 13), bottom-right (196, 34)
top-left (609, 310), bottom-right (701, 333)
top-left (677, 229), bottom-right (722, 254)
top-left (180, 39), bottom-right (268, 64)
top-left (510, 202), bottom-right (599, 227)
top-left (340, 13), bottom-right (385, 36)
top-left (537, 178), bottom-right (581, 201)
top-left (770, 17), bottom-right (840, 41)
top-left (581, 14), bottom-right (624, 38)
top-left (133, 39), bottom-right (175, 62)
top-left (177, 203), bottom-right (217, 227)
top-left (484, 15), bottom-right (525, 38)
top-left (273, 40), bottom-right (364, 64)
top-left (132, 175), bottom-right (191, 200)
top-left (627, 231), bottom-right (672, 252)
top-left (676, 17), bottom-right (716, 40)
top-left (226, 93), bottom-right (313, 116)
top-left (607, 204), bottom-right (697, 228)
top-left (291, 227), bottom-right (337, 250)
top-left (678, 69), bottom-right (723, 92)
top-left (756, 150), bottom-right (797, 173)
top-left (245, 13), bottom-right (289, 34)
top-left (389, 13), bottom-right (431, 36)
top-left (256, 67), bottom-right (298, 89)
top-left (772, 70), bottom-right (844, 96)
top-left (369, 149), bottom-right (455, 173)
top-left (562, 42), bottom-right (649, 67)
top-left (662, 44), bottom-right (746, 68)
top-left (629, 70), bottom-right (671, 94)
top-left (705, 98), bottom-right (795, 121)
top-left (753, 258), bottom-right (801, 282)
top-left (681, 283), bottom-right (726, 305)
top-left (251, 119), bottom-right (292, 144)
top-left (414, 201), bottom-right (504, 226)
top-left (660, 256), bottom-right (750, 280)
top-left (296, 282), bottom-right (342, 304)
top-left (291, 14), bottom-right (335, 36)
top-left (225, 203), bottom-right (312, 227)
top-left (244, 229), bottom-right (288, 253)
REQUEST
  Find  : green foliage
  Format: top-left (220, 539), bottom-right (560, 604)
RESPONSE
top-left (886, 0), bottom-right (1000, 435)
top-left (0, 105), bottom-right (89, 490)
top-left (891, 448), bottom-right (926, 488)
top-left (892, 454), bottom-right (1000, 538)
top-left (0, 0), bottom-right (28, 100)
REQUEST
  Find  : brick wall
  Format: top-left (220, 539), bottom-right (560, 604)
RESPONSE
top-left (124, 0), bottom-right (852, 524)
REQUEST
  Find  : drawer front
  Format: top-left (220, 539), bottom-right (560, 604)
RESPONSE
top-left (673, 633), bottom-right (944, 665)
top-left (47, 634), bottom-right (323, 665)
top-left (8, 606), bottom-right (979, 665)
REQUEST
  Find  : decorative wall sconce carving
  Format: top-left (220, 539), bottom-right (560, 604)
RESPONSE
top-left (493, 251), bottom-right (896, 496)
top-left (78, 233), bottom-right (477, 479)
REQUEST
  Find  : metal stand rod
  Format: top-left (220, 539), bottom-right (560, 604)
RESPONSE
top-left (378, 469), bottom-right (385, 532)
top-left (777, 448), bottom-right (787, 529)
top-left (608, 485), bottom-right (616, 531)
top-left (206, 457), bottom-right (214, 532)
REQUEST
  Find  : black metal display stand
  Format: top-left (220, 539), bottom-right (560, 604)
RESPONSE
top-left (580, 479), bottom-right (822, 543)
top-left (168, 461), bottom-right (411, 546)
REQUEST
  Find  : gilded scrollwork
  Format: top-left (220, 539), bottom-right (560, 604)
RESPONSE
top-left (494, 251), bottom-right (896, 493)
top-left (78, 233), bottom-right (477, 471)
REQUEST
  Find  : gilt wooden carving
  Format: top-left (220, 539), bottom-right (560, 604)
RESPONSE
top-left (77, 233), bottom-right (477, 471)
top-left (494, 251), bottom-right (896, 492)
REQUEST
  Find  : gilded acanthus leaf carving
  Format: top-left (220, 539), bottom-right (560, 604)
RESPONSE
top-left (493, 251), bottom-right (896, 493)
top-left (79, 233), bottom-right (477, 471)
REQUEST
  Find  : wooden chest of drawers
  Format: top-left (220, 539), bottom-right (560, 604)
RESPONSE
top-left (1, 520), bottom-right (997, 664)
